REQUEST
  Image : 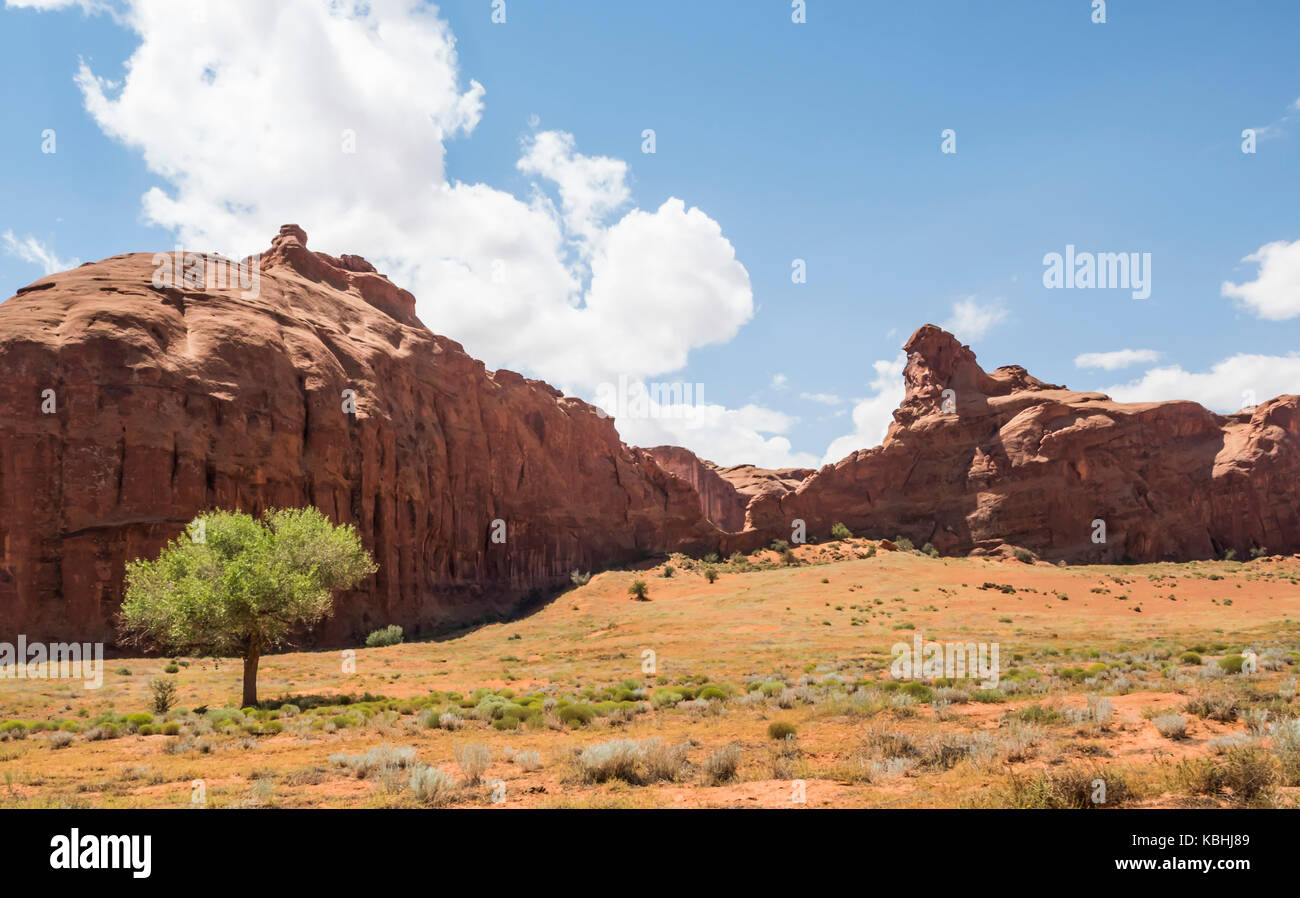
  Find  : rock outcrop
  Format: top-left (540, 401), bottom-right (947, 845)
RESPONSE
top-left (0, 227), bottom-right (717, 646)
top-left (643, 447), bottom-right (812, 532)
top-left (739, 325), bottom-right (1300, 562)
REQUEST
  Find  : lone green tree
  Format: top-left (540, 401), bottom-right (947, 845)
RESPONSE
top-left (118, 508), bottom-right (377, 707)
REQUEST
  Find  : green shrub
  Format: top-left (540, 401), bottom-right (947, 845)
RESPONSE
top-left (365, 625), bottom-right (404, 648)
top-left (704, 567), bottom-right (719, 583)
top-left (767, 721), bottom-right (798, 740)
top-left (1013, 548), bottom-right (1035, 564)
top-left (570, 569), bottom-right (592, 586)
top-left (558, 704), bottom-right (595, 727)
top-left (627, 580), bottom-right (649, 601)
top-left (162, 663), bottom-right (180, 674)
top-left (1179, 651), bottom-right (1202, 665)
top-left (830, 522), bottom-right (852, 540)
top-left (1218, 654), bottom-right (1246, 674)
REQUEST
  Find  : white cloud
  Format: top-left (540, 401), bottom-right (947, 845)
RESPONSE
top-left (63, 0), bottom-right (752, 396)
top-left (821, 354), bottom-right (906, 465)
top-left (800, 392), bottom-right (843, 406)
top-left (1103, 353), bottom-right (1300, 412)
top-left (770, 373), bottom-right (788, 390)
top-left (1221, 239), bottom-right (1300, 320)
top-left (941, 296), bottom-right (1008, 341)
top-left (517, 129), bottom-right (629, 245)
top-left (1074, 348), bottom-right (1160, 370)
top-left (592, 383), bottom-right (818, 469)
top-left (2, 231), bottom-right (80, 275)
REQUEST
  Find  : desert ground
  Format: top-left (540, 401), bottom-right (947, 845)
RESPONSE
top-left (3, 538), bottom-right (1299, 809)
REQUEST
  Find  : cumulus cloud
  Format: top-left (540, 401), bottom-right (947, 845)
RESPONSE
top-left (1, 231), bottom-right (80, 275)
top-left (61, 0), bottom-right (752, 396)
top-left (1074, 348), bottom-right (1160, 370)
top-left (19, 0), bottom-right (798, 464)
top-left (1221, 239), bottom-right (1300, 320)
top-left (1103, 353), bottom-right (1300, 412)
top-left (941, 296), bottom-right (1008, 341)
top-left (592, 382), bottom-right (818, 469)
top-left (820, 354), bottom-right (907, 465)
top-left (770, 373), bottom-right (788, 390)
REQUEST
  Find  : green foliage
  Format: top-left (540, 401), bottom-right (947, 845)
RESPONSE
top-left (894, 536), bottom-right (914, 551)
top-left (1218, 654), bottom-right (1246, 674)
top-left (830, 522), bottom-right (852, 540)
top-left (118, 507), bottom-right (376, 704)
top-left (570, 569), bottom-right (592, 586)
top-left (767, 720), bottom-right (798, 740)
top-left (1013, 548), bottom-right (1035, 564)
top-left (558, 704), bottom-right (595, 727)
top-left (365, 625), bottom-right (404, 648)
top-left (627, 580), bottom-right (650, 601)
top-left (703, 567), bottom-right (719, 583)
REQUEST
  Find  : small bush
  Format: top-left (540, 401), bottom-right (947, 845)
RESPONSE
top-left (703, 744), bottom-right (742, 785)
top-left (148, 678), bottom-right (177, 714)
top-left (1152, 713), bottom-right (1188, 740)
top-left (558, 704), bottom-right (595, 727)
top-left (1217, 654), bottom-right (1246, 674)
top-left (162, 663), bottom-right (180, 674)
top-left (767, 721), bottom-right (798, 740)
top-left (1013, 548), bottom-right (1035, 564)
top-left (1179, 651), bottom-right (1202, 665)
top-left (578, 739), bottom-right (641, 783)
top-left (627, 580), bottom-right (649, 601)
top-left (704, 567), bottom-right (719, 584)
top-left (570, 569), bottom-right (592, 586)
top-left (454, 742), bottom-right (491, 784)
top-left (830, 522), bottom-right (852, 540)
top-left (365, 625), bottom-right (404, 648)
top-left (409, 764), bottom-right (455, 806)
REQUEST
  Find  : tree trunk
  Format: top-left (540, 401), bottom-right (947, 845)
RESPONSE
top-left (242, 643), bottom-right (260, 708)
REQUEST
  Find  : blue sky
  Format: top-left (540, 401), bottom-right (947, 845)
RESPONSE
top-left (3, 0), bottom-right (1299, 468)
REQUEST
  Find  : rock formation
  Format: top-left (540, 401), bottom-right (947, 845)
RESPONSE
top-left (3, 228), bottom-right (1296, 648)
top-left (0, 226), bottom-right (717, 646)
top-left (737, 325), bottom-right (1300, 562)
top-left (643, 446), bottom-right (812, 532)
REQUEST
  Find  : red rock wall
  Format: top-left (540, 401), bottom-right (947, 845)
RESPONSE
top-left (738, 326), bottom-right (1300, 562)
top-left (0, 227), bottom-right (719, 646)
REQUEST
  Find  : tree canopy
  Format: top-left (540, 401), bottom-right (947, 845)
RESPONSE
top-left (118, 507), bottom-right (377, 705)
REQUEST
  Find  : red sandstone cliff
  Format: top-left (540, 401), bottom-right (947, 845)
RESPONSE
top-left (642, 447), bottom-right (812, 532)
top-left (738, 325), bottom-right (1300, 562)
top-left (0, 226), bottom-right (717, 646)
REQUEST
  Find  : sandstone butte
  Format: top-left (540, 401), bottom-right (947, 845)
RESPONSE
top-left (1, 226), bottom-right (1297, 646)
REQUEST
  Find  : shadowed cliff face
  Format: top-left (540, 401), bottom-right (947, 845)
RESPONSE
top-left (0, 227), bottom-right (719, 646)
top-left (737, 325), bottom-right (1300, 562)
